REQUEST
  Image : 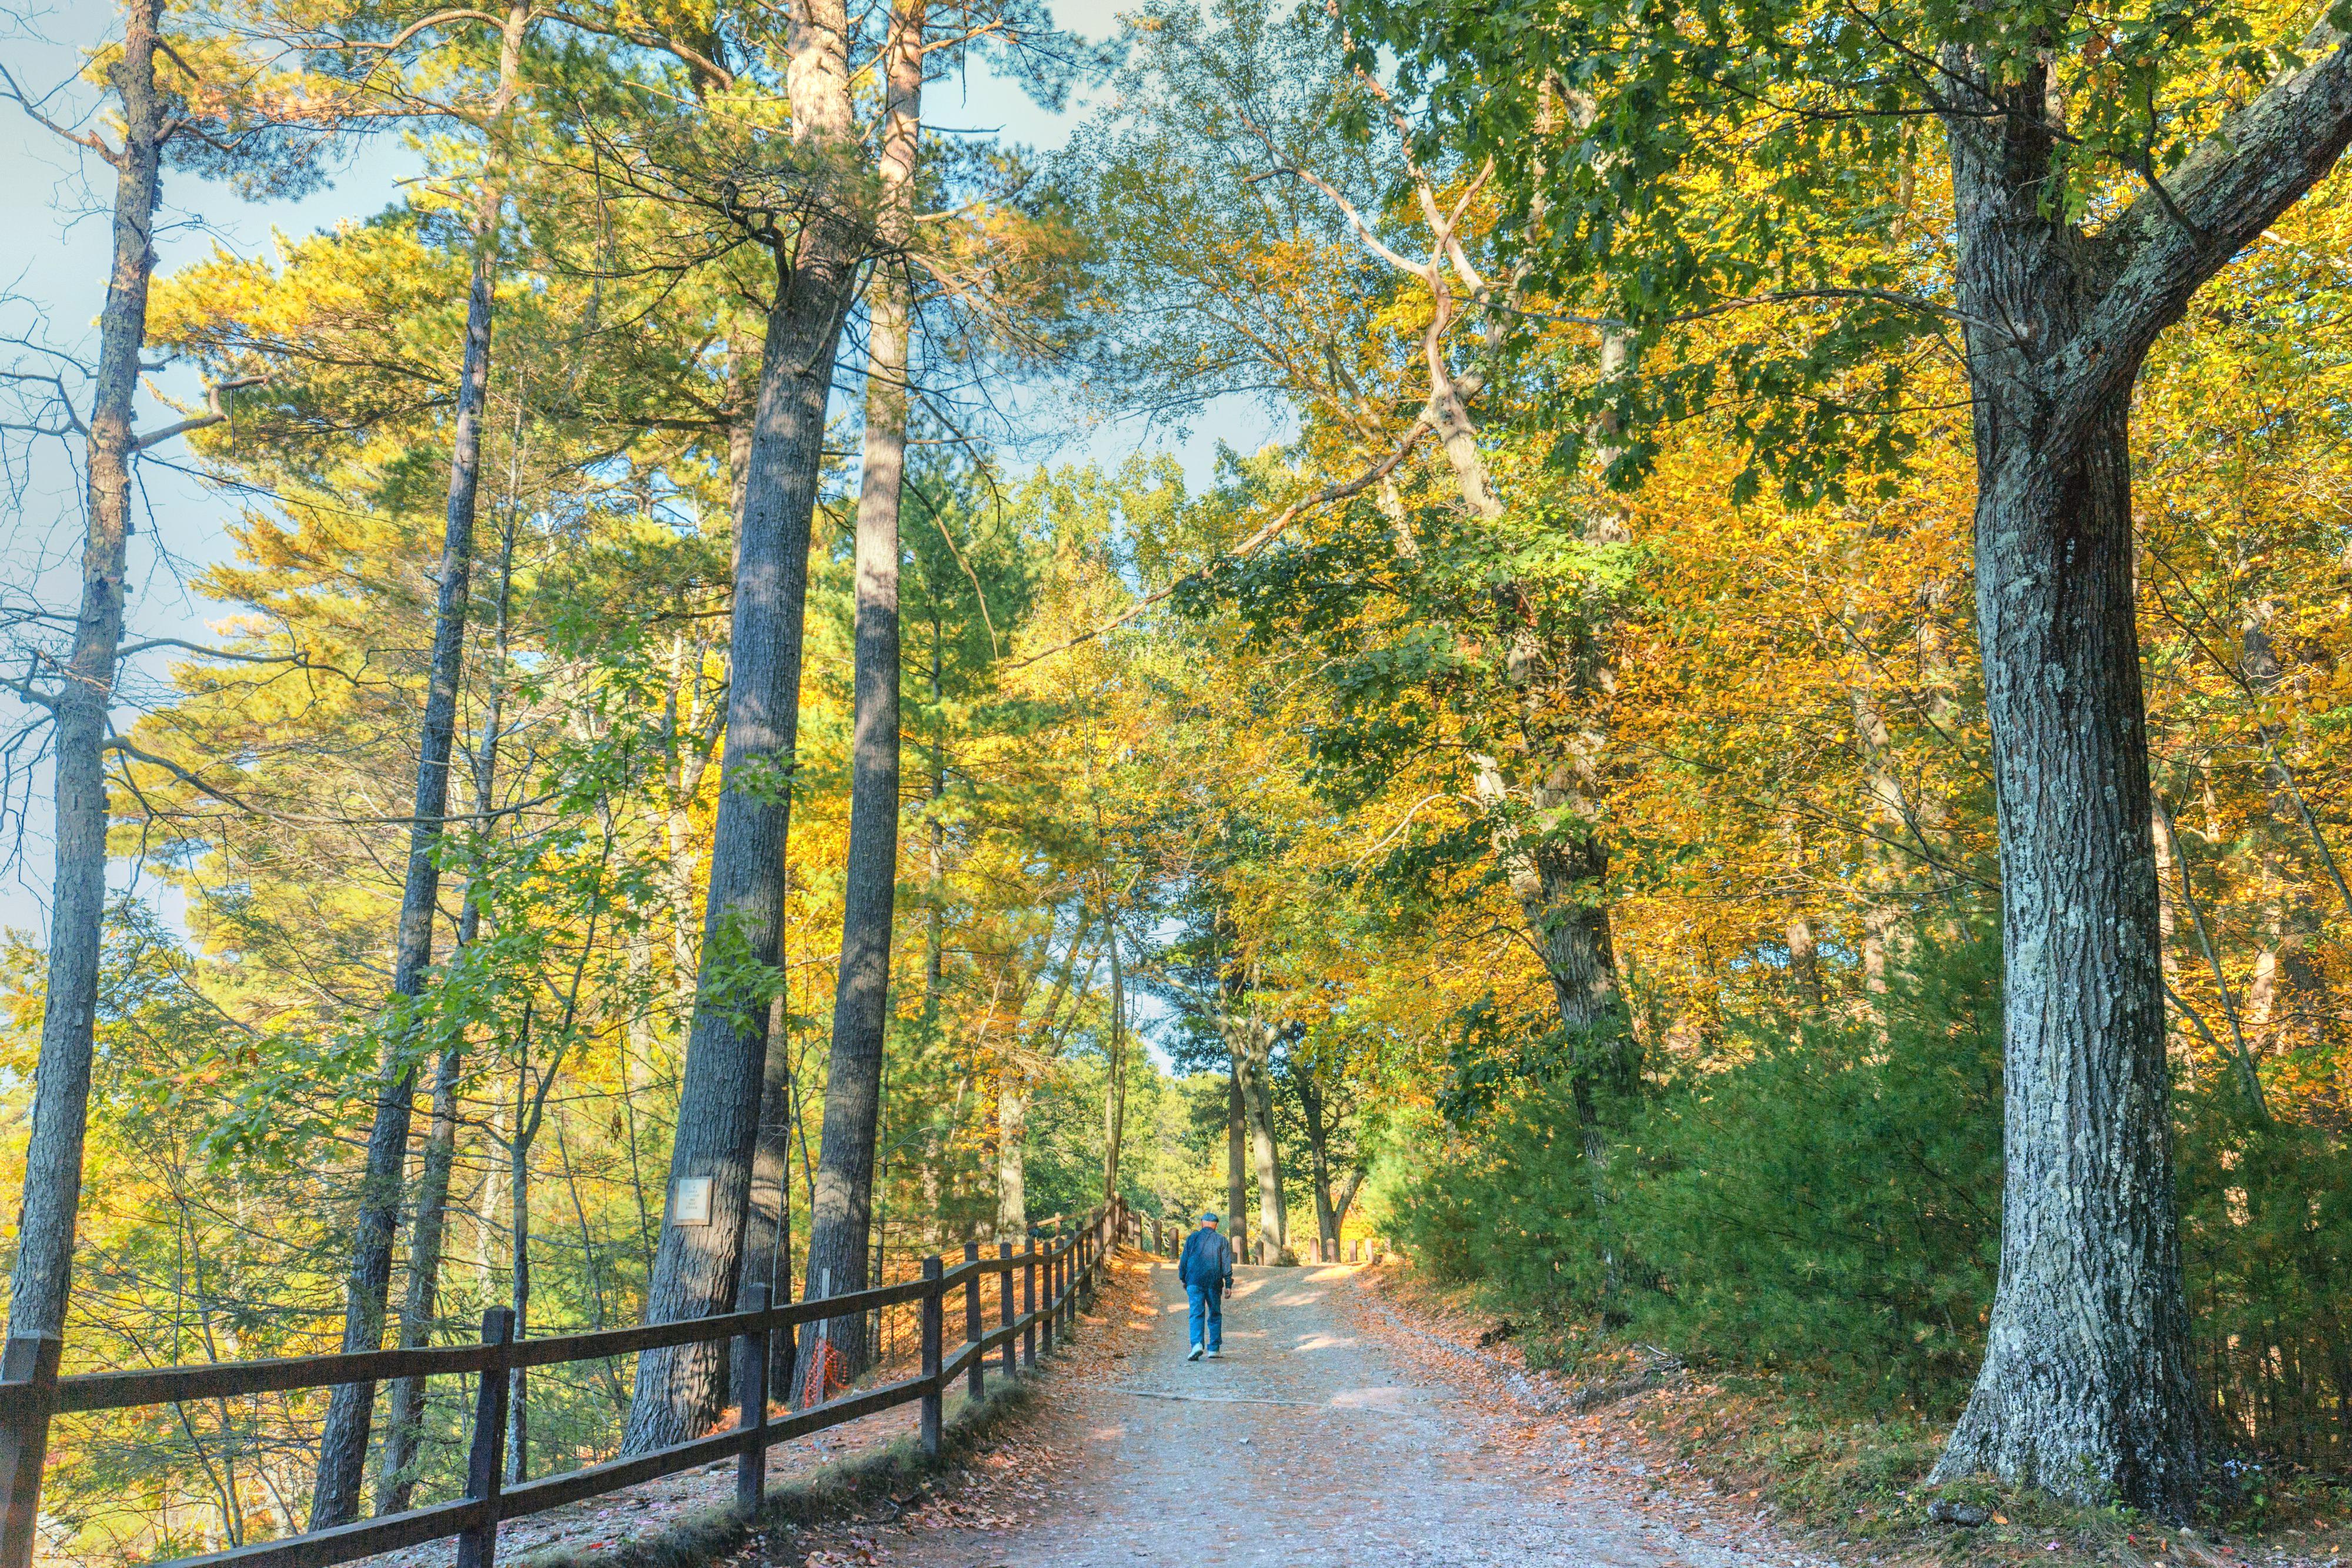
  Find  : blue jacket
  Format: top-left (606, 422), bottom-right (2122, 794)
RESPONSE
top-left (1178, 1227), bottom-right (1234, 1295)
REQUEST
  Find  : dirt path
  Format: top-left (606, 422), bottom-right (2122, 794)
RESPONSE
top-left (793, 1255), bottom-right (1826, 1568)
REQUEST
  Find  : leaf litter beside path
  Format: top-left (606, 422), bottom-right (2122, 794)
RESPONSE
top-left (1341, 1266), bottom-right (2352, 1568)
top-left (766, 1248), bottom-right (1161, 1568)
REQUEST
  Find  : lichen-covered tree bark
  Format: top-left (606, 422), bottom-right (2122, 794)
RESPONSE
top-left (1927, 26), bottom-right (2352, 1513)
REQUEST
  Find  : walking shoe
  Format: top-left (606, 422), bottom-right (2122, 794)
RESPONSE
top-left (1205, 1349), bottom-right (1221, 1359)
top-left (1188, 1343), bottom-right (1203, 1361)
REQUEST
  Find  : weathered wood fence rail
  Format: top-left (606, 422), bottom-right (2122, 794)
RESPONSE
top-left (0, 1200), bottom-right (1135, 1568)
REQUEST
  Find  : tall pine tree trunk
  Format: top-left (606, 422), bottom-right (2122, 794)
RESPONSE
top-left (6, 0), bottom-right (167, 1365)
top-left (800, 0), bottom-right (926, 1387)
top-left (311, 9), bottom-right (526, 1515)
top-left (376, 519), bottom-right (519, 1512)
top-left (1100, 915), bottom-right (1125, 1201)
top-left (738, 860), bottom-right (798, 1394)
top-left (622, 0), bottom-right (863, 1451)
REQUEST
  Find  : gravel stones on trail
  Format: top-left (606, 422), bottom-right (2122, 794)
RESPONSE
top-left (784, 1251), bottom-right (1827, 1568)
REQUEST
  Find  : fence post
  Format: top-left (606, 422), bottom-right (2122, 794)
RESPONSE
top-left (918, 1256), bottom-right (943, 1457)
top-left (997, 1242), bottom-right (1015, 1379)
top-left (1041, 1240), bottom-right (1057, 1358)
top-left (733, 1283), bottom-right (770, 1516)
top-left (963, 1241), bottom-right (983, 1403)
top-left (455, 1306), bottom-right (517, 1568)
top-left (0, 1333), bottom-right (62, 1568)
top-left (1022, 1238), bottom-right (1038, 1369)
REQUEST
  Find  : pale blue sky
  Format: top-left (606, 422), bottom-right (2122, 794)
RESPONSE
top-left (0, 0), bottom-right (1283, 941)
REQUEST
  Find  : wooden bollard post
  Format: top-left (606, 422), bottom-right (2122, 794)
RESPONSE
top-left (733, 1283), bottom-right (769, 1516)
top-left (1023, 1238), bottom-right (1038, 1369)
top-left (997, 1241), bottom-right (1017, 1378)
top-left (963, 1241), bottom-right (984, 1402)
top-left (455, 1306), bottom-right (516, 1568)
top-left (918, 1256), bottom-right (943, 1456)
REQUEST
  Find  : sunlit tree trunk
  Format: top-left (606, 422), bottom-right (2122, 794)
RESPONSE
top-left (622, 0), bottom-right (863, 1452)
top-left (7, 0), bottom-right (167, 1372)
top-left (994, 1065), bottom-right (1027, 1238)
top-left (1912, 35), bottom-right (2352, 1505)
top-left (1227, 1017), bottom-right (1285, 1261)
top-left (377, 518), bottom-right (519, 1513)
top-left (312, 6), bottom-right (528, 1522)
top-left (800, 0), bottom-right (926, 1388)
top-left (1100, 916), bottom-right (1126, 1200)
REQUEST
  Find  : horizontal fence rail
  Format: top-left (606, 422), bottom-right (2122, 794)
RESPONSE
top-left (0, 1201), bottom-right (1137, 1568)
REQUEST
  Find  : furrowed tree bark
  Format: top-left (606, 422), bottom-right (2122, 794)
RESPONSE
top-left (622, 0), bottom-right (863, 1452)
top-left (1927, 21), bottom-right (2352, 1513)
top-left (310, 8), bottom-right (526, 1515)
top-left (5, 0), bottom-right (167, 1369)
top-left (737, 855), bottom-right (798, 1394)
top-left (800, 0), bottom-right (925, 1389)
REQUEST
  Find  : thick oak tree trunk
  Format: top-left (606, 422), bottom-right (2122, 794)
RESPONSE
top-left (1932, 381), bottom-right (2201, 1509)
top-left (1912, 16), bottom-right (2352, 1510)
top-left (1927, 49), bottom-right (2207, 1513)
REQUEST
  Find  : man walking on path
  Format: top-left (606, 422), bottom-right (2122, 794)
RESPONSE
top-left (1178, 1211), bottom-right (1234, 1361)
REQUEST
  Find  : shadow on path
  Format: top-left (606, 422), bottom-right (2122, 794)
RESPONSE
top-left (823, 1254), bottom-right (1803, 1568)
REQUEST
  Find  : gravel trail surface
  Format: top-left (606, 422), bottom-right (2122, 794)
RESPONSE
top-left (823, 1253), bottom-right (1813, 1568)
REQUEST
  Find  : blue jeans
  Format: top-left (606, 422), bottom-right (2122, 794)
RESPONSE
top-left (1187, 1283), bottom-right (1222, 1352)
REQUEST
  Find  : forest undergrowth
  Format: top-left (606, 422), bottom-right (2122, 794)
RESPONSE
top-left (1383, 929), bottom-right (2352, 1561)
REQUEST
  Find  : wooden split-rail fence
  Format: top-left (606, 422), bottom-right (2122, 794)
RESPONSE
top-left (0, 1200), bottom-right (1137, 1568)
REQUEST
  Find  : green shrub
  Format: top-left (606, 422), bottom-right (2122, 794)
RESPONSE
top-left (1398, 926), bottom-right (2005, 1413)
top-left (1398, 922), bottom-right (2352, 1462)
